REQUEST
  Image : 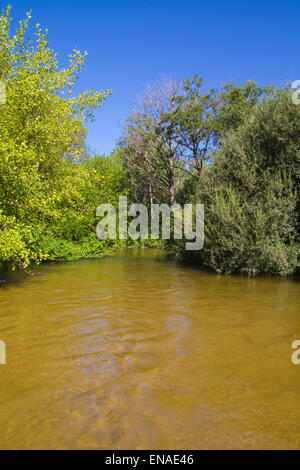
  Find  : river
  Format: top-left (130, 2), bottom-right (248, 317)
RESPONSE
top-left (0, 248), bottom-right (299, 449)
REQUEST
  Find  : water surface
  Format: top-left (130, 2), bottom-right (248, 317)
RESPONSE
top-left (0, 248), bottom-right (299, 449)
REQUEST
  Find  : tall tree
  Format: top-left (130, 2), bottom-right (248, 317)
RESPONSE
top-left (170, 75), bottom-right (271, 177)
top-left (122, 77), bottom-right (185, 206)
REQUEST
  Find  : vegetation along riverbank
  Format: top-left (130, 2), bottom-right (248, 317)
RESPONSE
top-left (0, 5), bottom-right (299, 276)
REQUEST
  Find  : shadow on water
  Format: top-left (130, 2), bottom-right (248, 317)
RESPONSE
top-left (1, 246), bottom-right (299, 287)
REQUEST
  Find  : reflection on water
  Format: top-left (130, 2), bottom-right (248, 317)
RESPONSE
top-left (0, 248), bottom-right (299, 449)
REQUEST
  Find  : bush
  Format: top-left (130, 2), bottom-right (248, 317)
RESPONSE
top-left (173, 91), bottom-right (299, 276)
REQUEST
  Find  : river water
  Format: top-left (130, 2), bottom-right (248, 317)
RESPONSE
top-left (0, 248), bottom-right (299, 449)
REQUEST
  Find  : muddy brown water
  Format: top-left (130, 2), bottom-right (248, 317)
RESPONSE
top-left (0, 248), bottom-right (299, 449)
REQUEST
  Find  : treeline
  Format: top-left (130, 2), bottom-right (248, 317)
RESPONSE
top-left (0, 6), bottom-right (299, 275)
top-left (121, 77), bottom-right (299, 276)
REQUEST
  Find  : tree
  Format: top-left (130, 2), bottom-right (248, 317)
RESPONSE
top-left (122, 76), bottom-right (272, 210)
top-left (122, 112), bottom-right (166, 207)
top-left (172, 89), bottom-right (299, 276)
top-left (0, 5), bottom-right (112, 269)
top-left (122, 77), bottom-right (185, 206)
top-left (170, 75), bottom-right (271, 177)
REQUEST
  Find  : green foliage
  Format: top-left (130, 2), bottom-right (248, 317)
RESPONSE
top-left (35, 234), bottom-right (118, 262)
top-left (1, 6), bottom-right (298, 277)
top-left (0, 6), bottom-right (125, 270)
top-left (172, 90), bottom-right (299, 276)
top-left (200, 173), bottom-right (298, 275)
top-left (123, 76), bottom-right (272, 205)
top-left (0, 210), bottom-right (43, 269)
top-left (122, 75), bottom-right (299, 276)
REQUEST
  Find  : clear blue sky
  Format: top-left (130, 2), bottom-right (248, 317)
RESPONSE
top-left (7, 0), bottom-right (300, 154)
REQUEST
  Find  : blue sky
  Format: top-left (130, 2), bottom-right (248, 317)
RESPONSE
top-left (6, 0), bottom-right (300, 154)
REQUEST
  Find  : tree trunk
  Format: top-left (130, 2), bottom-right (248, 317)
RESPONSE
top-left (149, 181), bottom-right (154, 217)
top-left (168, 154), bottom-right (176, 207)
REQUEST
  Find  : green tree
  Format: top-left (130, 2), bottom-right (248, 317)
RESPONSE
top-left (170, 75), bottom-right (271, 177)
top-left (0, 5), bottom-right (111, 269)
top-left (176, 89), bottom-right (299, 276)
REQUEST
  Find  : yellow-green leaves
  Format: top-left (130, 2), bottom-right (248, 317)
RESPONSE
top-left (0, 6), bottom-right (113, 269)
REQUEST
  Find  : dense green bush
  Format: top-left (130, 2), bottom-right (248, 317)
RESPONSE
top-left (174, 91), bottom-right (299, 275)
